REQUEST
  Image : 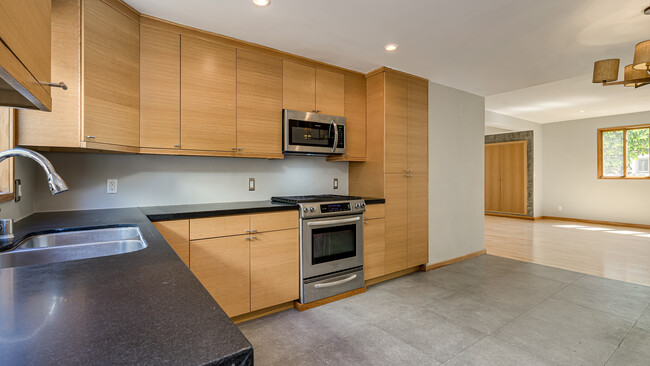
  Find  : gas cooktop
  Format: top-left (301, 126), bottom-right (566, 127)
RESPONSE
top-left (271, 194), bottom-right (362, 204)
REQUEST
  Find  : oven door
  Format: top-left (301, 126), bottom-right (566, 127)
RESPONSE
top-left (301, 213), bottom-right (364, 279)
top-left (283, 109), bottom-right (346, 154)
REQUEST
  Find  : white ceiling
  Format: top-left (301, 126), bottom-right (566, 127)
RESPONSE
top-left (125, 0), bottom-right (650, 120)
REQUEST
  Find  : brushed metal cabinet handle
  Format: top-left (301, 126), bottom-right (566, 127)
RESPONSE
top-left (314, 274), bottom-right (357, 288)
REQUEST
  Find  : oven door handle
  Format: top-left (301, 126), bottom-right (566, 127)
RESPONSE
top-left (307, 216), bottom-right (360, 227)
top-left (314, 274), bottom-right (358, 289)
top-left (330, 119), bottom-right (338, 153)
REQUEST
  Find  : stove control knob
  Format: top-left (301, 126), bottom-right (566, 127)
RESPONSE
top-left (361, 203), bottom-right (365, 208)
top-left (310, 207), bottom-right (316, 212)
top-left (303, 207), bottom-right (309, 213)
top-left (355, 203), bottom-right (360, 208)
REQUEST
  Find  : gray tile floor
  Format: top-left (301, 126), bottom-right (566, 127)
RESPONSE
top-left (238, 255), bottom-right (650, 366)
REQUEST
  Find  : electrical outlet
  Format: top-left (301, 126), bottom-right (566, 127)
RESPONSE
top-left (248, 178), bottom-right (255, 191)
top-left (107, 179), bottom-right (118, 194)
top-left (333, 178), bottom-right (339, 189)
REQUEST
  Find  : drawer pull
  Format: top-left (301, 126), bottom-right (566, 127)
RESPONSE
top-left (40, 81), bottom-right (68, 90)
top-left (314, 274), bottom-right (357, 288)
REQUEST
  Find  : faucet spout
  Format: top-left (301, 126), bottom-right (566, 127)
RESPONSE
top-left (0, 148), bottom-right (68, 195)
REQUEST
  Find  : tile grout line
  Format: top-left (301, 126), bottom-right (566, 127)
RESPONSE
top-left (601, 302), bottom-right (649, 366)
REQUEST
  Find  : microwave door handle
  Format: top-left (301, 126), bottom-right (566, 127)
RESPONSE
top-left (331, 120), bottom-right (338, 153)
top-left (307, 216), bottom-right (360, 227)
top-left (313, 274), bottom-right (358, 288)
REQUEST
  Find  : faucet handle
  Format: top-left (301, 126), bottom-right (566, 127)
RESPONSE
top-left (0, 218), bottom-right (13, 240)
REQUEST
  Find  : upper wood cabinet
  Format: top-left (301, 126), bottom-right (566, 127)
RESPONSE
top-left (17, 0), bottom-right (140, 151)
top-left (384, 73), bottom-right (409, 174)
top-left (140, 25), bottom-right (180, 149)
top-left (283, 61), bottom-right (344, 115)
top-left (236, 50), bottom-right (283, 156)
top-left (0, 0), bottom-right (52, 111)
top-left (407, 79), bottom-right (428, 174)
top-left (327, 72), bottom-right (367, 162)
top-left (181, 36), bottom-right (236, 152)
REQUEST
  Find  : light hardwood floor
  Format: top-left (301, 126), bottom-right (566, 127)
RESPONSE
top-left (485, 215), bottom-right (650, 286)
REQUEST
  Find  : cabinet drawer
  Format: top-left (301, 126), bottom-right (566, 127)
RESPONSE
top-left (364, 204), bottom-right (385, 220)
top-left (250, 211), bottom-right (299, 233)
top-left (190, 214), bottom-right (250, 240)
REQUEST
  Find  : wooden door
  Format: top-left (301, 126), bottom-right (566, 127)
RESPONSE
top-left (500, 141), bottom-right (527, 215)
top-left (384, 173), bottom-right (408, 273)
top-left (0, 0), bottom-right (51, 93)
top-left (153, 220), bottom-right (189, 266)
top-left (190, 235), bottom-right (250, 317)
top-left (484, 144), bottom-right (502, 212)
top-left (250, 229), bottom-right (299, 311)
top-left (384, 73), bottom-right (408, 174)
top-left (407, 174), bottom-right (428, 266)
top-left (140, 26), bottom-right (180, 149)
top-left (342, 73), bottom-right (366, 160)
top-left (283, 61), bottom-right (315, 112)
top-left (364, 218), bottom-right (386, 280)
top-left (407, 79), bottom-right (428, 174)
top-left (315, 69), bottom-right (344, 116)
top-left (236, 50), bottom-right (283, 155)
top-left (83, 0), bottom-right (140, 147)
top-left (180, 36), bottom-right (236, 151)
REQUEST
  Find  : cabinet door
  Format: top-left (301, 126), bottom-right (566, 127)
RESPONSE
top-left (0, 0), bottom-right (51, 85)
top-left (181, 36), bottom-right (236, 151)
top-left (364, 218), bottom-right (386, 280)
top-left (500, 142), bottom-right (527, 215)
top-left (384, 173), bottom-right (408, 273)
top-left (250, 229), bottom-right (299, 311)
top-left (153, 220), bottom-right (189, 266)
top-left (384, 73), bottom-right (408, 174)
top-left (190, 235), bottom-right (250, 317)
top-left (283, 61), bottom-right (315, 112)
top-left (342, 73), bottom-right (366, 160)
top-left (84, 0), bottom-right (140, 147)
top-left (236, 50), bottom-right (283, 155)
top-left (140, 26), bottom-right (180, 149)
top-left (315, 69), bottom-right (344, 116)
top-left (407, 79), bottom-right (428, 174)
top-left (407, 174), bottom-right (428, 266)
top-left (484, 144), bottom-right (501, 212)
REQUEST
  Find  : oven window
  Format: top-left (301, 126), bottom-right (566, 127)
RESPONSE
top-left (312, 224), bottom-right (356, 265)
top-left (289, 119), bottom-right (332, 147)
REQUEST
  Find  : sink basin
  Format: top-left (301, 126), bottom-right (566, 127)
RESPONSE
top-left (0, 226), bottom-right (148, 269)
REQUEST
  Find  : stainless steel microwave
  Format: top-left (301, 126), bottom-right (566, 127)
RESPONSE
top-left (283, 109), bottom-right (346, 155)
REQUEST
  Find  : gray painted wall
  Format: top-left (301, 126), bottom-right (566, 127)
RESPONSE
top-left (542, 110), bottom-right (650, 225)
top-left (429, 81), bottom-right (485, 263)
top-left (0, 158), bottom-right (36, 221)
top-left (32, 153), bottom-right (348, 212)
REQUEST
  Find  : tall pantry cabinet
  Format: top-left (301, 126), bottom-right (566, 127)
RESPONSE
top-left (349, 68), bottom-right (429, 278)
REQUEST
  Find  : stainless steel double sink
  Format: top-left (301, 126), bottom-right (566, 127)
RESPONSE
top-left (0, 226), bottom-right (148, 269)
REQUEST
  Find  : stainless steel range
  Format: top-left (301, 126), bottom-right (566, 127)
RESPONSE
top-left (271, 195), bottom-right (365, 303)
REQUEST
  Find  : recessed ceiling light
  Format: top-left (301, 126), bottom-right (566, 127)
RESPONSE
top-left (253, 0), bottom-right (270, 7)
top-left (579, 110), bottom-right (585, 113)
top-left (644, 6), bottom-right (650, 15)
top-left (384, 44), bottom-right (398, 52)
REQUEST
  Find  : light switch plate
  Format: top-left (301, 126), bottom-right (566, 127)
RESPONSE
top-left (333, 178), bottom-right (339, 189)
top-left (249, 178), bottom-right (255, 191)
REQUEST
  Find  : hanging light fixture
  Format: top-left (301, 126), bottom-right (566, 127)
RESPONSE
top-left (592, 6), bottom-right (650, 88)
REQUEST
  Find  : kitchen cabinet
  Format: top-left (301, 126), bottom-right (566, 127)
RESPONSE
top-left (153, 220), bottom-right (189, 266)
top-left (349, 68), bottom-right (430, 275)
top-left (236, 50), bottom-right (283, 156)
top-left (191, 235), bottom-right (251, 317)
top-left (17, 0), bottom-right (140, 152)
top-left (283, 61), bottom-right (344, 115)
top-left (140, 25), bottom-right (180, 149)
top-left (327, 72), bottom-right (367, 162)
top-left (154, 210), bottom-right (299, 318)
top-left (180, 35), bottom-right (236, 152)
top-left (364, 204), bottom-right (386, 281)
top-left (0, 0), bottom-right (52, 111)
top-left (484, 141), bottom-right (527, 215)
top-left (250, 229), bottom-right (299, 311)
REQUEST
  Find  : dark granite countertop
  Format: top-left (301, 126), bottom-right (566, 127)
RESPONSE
top-left (0, 208), bottom-right (252, 366)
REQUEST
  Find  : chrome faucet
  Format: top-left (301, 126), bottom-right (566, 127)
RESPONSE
top-left (0, 148), bottom-right (68, 241)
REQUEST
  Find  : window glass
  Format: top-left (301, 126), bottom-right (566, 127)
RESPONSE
top-left (626, 128), bottom-right (650, 177)
top-left (602, 130), bottom-right (624, 177)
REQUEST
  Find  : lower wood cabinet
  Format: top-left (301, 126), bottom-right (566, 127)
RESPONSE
top-left (152, 220), bottom-right (189, 266)
top-left (250, 229), bottom-right (299, 311)
top-left (364, 217), bottom-right (386, 281)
